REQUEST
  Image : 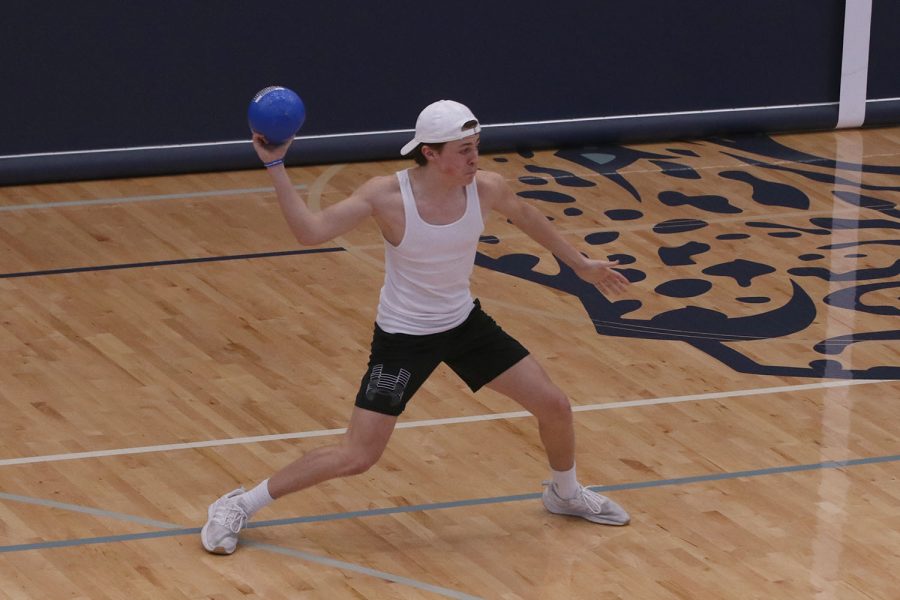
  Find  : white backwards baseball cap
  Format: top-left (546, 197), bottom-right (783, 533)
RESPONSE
top-left (400, 100), bottom-right (481, 156)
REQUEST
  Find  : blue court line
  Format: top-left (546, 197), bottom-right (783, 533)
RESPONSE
top-left (0, 528), bottom-right (197, 553)
top-left (0, 247), bottom-right (345, 279)
top-left (0, 491), bottom-right (180, 530)
top-left (0, 236), bottom-right (500, 279)
top-left (1, 452), bottom-right (897, 555)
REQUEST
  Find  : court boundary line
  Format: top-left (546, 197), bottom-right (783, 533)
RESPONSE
top-left (6, 147), bottom-right (896, 213)
top-left (2, 446), bottom-right (895, 599)
top-left (0, 496), bottom-right (481, 599)
top-left (0, 247), bottom-right (345, 279)
top-left (1, 452), bottom-right (896, 553)
top-left (246, 541), bottom-right (482, 600)
top-left (0, 379), bottom-right (887, 468)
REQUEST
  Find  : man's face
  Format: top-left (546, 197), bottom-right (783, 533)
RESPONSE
top-left (428, 133), bottom-right (480, 183)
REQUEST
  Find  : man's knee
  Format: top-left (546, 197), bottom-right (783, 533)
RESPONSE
top-left (537, 387), bottom-right (572, 422)
top-left (342, 445), bottom-right (384, 476)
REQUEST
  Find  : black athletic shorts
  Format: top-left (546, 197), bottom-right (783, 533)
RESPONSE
top-left (354, 299), bottom-right (530, 416)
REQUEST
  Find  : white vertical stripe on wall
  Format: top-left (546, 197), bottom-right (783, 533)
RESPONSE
top-left (836, 0), bottom-right (873, 128)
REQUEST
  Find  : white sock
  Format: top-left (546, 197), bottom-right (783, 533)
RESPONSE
top-left (237, 479), bottom-right (275, 518)
top-left (551, 464), bottom-right (580, 499)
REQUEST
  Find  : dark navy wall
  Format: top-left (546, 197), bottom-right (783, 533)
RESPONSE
top-left (0, 0), bottom-right (896, 185)
top-left (869, 0), bottom-right (900, 99)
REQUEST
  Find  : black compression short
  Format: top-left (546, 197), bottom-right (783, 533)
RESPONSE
top-left (354, 299), bottom-right (530, 416)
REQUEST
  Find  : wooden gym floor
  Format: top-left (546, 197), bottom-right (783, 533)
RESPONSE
top-left (0, 126), bottom-right (897, 599)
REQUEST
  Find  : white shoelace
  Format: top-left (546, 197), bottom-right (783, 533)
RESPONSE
top-left (544, 480), bottom-right (609, 514)
top-left (577, 487), bottom-right (608, 514)
top-left (214, 501), bottom-right (248, 533)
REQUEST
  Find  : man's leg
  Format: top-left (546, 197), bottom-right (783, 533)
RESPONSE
top-left (485, 355), bottom-right (630, 526)
top-left (268, 406), bottom-right (398, 497)
top-left (484, 355), bottom-right (575, 471)
top-left (201, 406), bottom-right (397, 554)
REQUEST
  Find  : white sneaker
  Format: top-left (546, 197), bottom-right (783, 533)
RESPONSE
top-left (201, 487), bottom-right (248, 555)
top-left (542, 482), bottom-right (630, 526)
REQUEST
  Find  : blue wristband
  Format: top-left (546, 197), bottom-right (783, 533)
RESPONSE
top-left (264, 159), bottom-right (284, 168)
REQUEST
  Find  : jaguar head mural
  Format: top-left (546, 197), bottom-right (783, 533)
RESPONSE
top-left (478, 134), bottom-right (899, 380)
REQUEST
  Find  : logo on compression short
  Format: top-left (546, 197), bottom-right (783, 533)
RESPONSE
top-left (365, 365), bottom-right (413, 406)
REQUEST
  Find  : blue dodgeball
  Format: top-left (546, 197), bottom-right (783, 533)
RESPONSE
top-left (248, 86), bottom-right (306, 144)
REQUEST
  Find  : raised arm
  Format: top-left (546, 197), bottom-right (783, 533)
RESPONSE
top-left (479, 171), bottom-right (630, 296)
top-left (253, 134), bottom-right (375, 246)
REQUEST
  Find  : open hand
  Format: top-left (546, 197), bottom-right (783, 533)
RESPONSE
top-left (575, 258), bottom-right (630, 296)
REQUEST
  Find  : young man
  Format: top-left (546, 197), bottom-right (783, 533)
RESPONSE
top-left (201, 100), bottom-right (631, 555)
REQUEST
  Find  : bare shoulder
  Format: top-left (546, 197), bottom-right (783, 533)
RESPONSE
top-left (352, 173), bottom-right (400, 209)
top-left (475, 169), bottom-right (517, 212)
top-left (357, 173), bottom-right (399, 198)
top-left (351, 173), bottom-right (403, 223)
top-left (475, 169), bottom-right (506, 191)
top-left (474, 170), bottom-right (510, 208)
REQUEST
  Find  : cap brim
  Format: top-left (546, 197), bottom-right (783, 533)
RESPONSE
top-left (400, 138), bottom-right (419, 156)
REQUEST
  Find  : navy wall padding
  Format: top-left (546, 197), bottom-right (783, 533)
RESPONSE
top-left (866, 100), bottom-right (900, 127)
top-left (0, 0), bottom-right (896, 186)
top-left (869, 0), bottom-right (900, 100)
top-left (1, 105), bottom-right (842, 185)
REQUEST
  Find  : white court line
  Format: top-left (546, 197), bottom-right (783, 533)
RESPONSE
top-left (5, 142), bottom-right (892, 214)
top-left (0, 379), bottom-right (886, 467)
top-left (248, 542), bottom-right (482, 600)
top-left (0, 184), bottom-right (307, 212)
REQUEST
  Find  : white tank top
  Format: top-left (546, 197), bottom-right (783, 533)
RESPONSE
top-left (376, 169), bottom-right (484, 334)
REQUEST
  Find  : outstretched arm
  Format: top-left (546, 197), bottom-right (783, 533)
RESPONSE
top-left (254, 135), bottom-right (374, 246)
top-left (480, 171), bottom-right (630, 296)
